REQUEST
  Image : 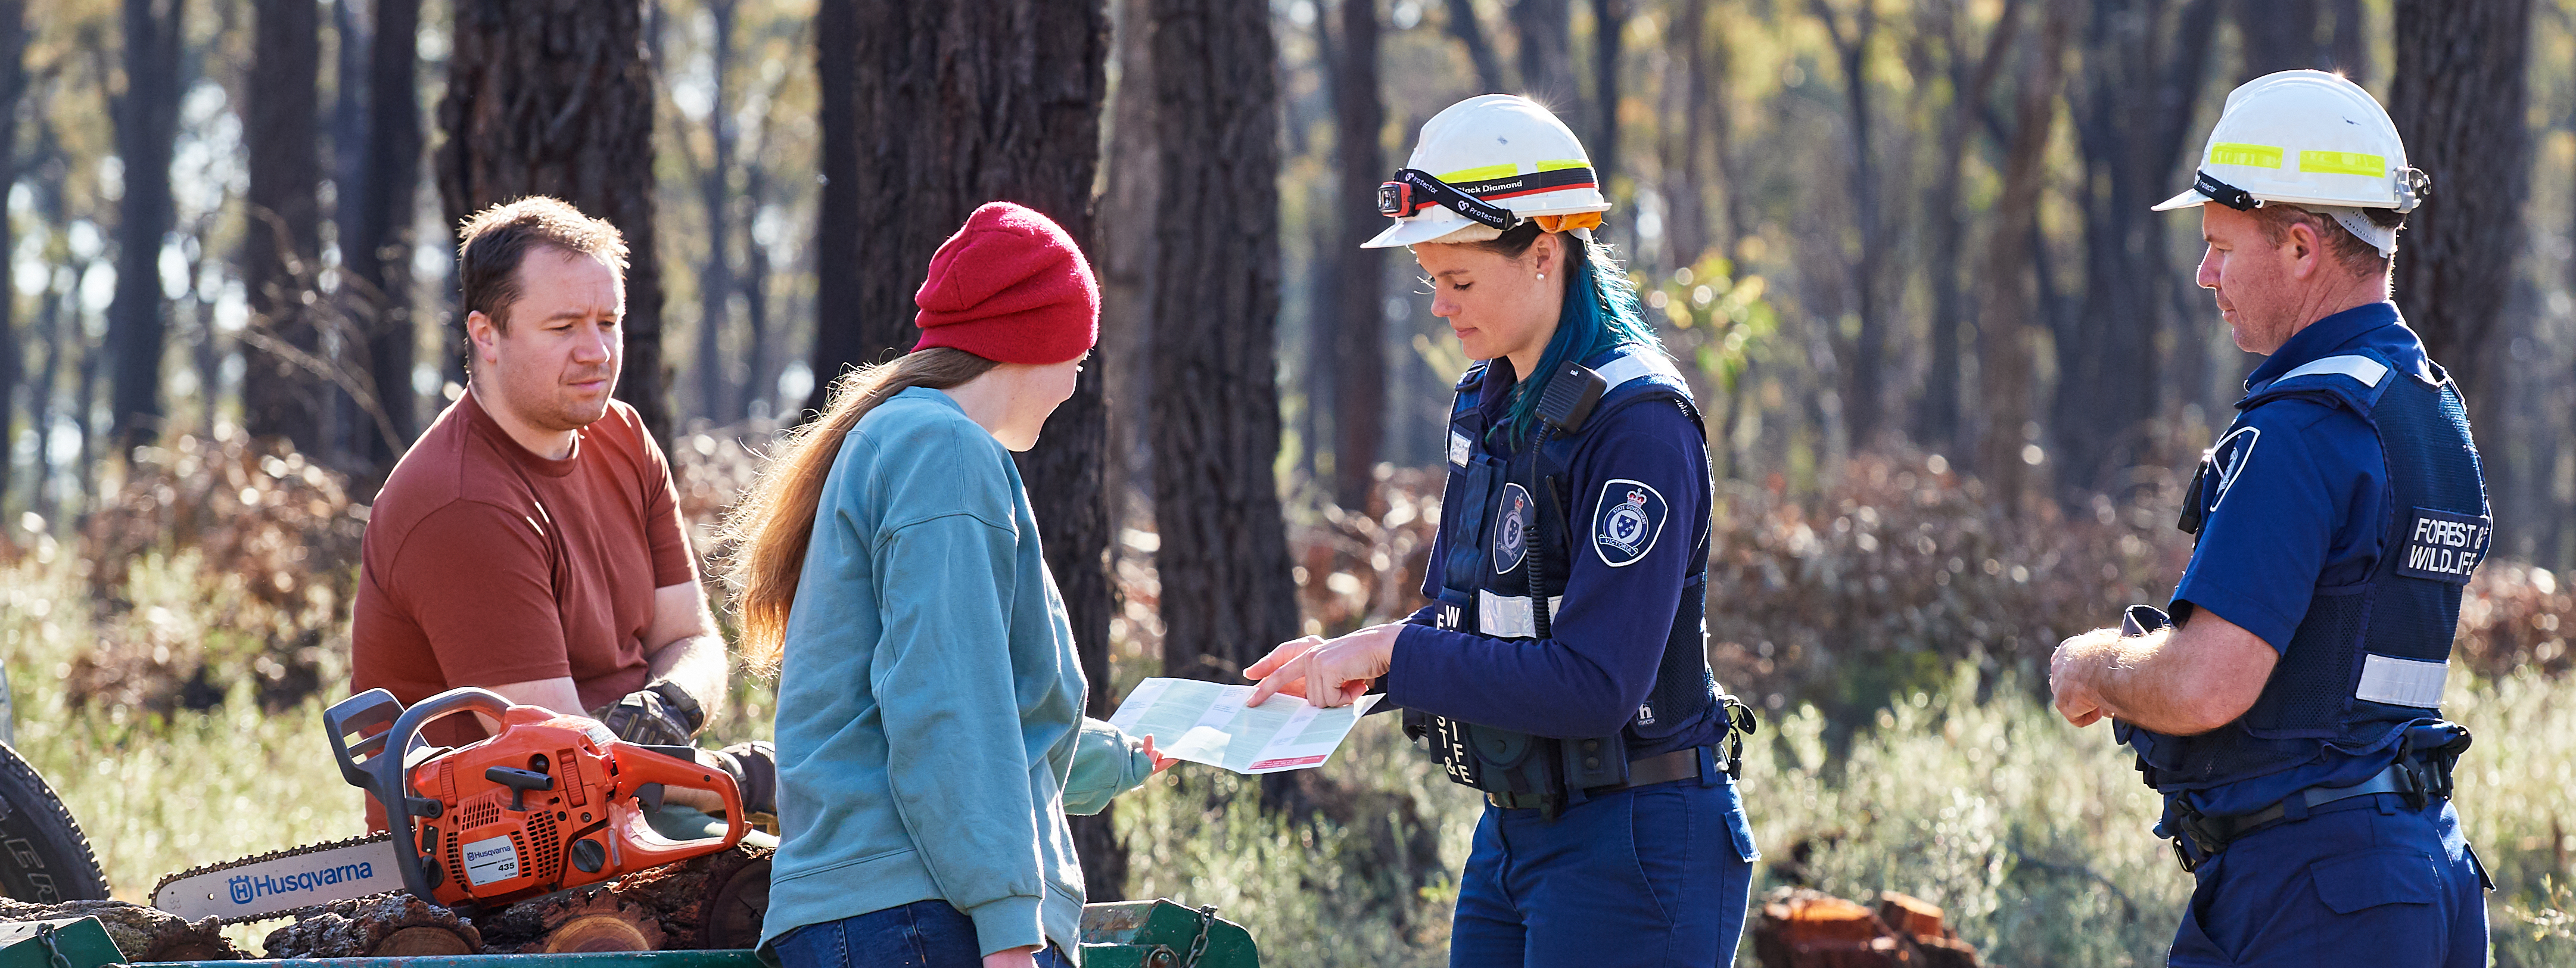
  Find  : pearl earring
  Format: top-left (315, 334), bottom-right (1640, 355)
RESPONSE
top-left (1537, 272), bottom-right (1546, 281)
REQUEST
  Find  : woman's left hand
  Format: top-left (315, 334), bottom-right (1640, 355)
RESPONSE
top-left (1139, 734), bottom-right (1178, 774)
top-left (1247, 623), bottom-right (1401, 708)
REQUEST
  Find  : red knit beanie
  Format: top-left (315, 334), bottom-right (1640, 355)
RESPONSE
top-left (911, 202), bottom-right (1100, 365)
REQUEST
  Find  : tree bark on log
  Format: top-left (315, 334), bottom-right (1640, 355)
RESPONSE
top-left (260, 895), bottom-right (482, 958)
top-left (0, 899), bottom-right (244, 961)
top-left (436, 0), bottom-right (672, 450)
top-left (1144, 0), bottom-right (1299, 682)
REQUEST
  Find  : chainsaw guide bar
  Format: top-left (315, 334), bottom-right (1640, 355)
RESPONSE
top-left (149, 832), bottom-right (407, 923)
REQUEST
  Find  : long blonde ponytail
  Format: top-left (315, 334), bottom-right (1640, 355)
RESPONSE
top-left (720, 348), bottom-right (1000, 671)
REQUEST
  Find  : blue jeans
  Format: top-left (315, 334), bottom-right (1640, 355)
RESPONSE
top-left (1451, 770), bottom-right (1758, 967)
top-left (2168, 795), bottom-right (2488, 967)
top-left (772, 901), bottom-right (1074, 968)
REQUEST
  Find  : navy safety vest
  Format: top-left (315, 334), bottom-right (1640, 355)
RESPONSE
top-left (1415, 347), bottom-right (1725, 798)
top-left (2122, 349), bottom-right (2491, 791)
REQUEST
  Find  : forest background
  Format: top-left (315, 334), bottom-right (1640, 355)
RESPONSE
top-left (3, 0), bottom-right (2576, 965)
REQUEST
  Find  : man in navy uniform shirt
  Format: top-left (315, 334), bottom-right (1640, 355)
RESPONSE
top-left (2049, 70), bottom-right (2490, 966)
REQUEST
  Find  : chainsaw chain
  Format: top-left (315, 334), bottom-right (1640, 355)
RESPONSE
top-left (150, 832), bottom-right (402, 925)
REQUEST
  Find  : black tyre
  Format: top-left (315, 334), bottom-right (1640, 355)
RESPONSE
top-left (0, 743), bottom-right (110, 902)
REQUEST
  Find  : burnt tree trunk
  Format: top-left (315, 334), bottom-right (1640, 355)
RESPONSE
top-left (1099, 0), bottom-right (1159, 519)
top-left (1442, 0), bottom-right (1507, 94)
top-left (241, 0), bottom-right (326, 454)
top-left (1145, 0), bottom-right (1298, 681)
top-left (1330, 0), bottom-right (1385, 508)
top-left (695, 0), bottom-right (738, 425)
top-left (2388, 0), bottom-right (2531, 483)
top-left (1917, 0), bottom-right (2021, 454)
top-left (438, 0), bottom-right (671, 449)
top-left (348, 0), bottom-right (424, 475)
top-left (1810, 0), bottom-right (1886, 447)
top-left (107, 0), bottom-right (186, 452)
top-left (2233, 0), bottom-right (2325, 80)
top-left (1973, 0), bottom-right (2070, 515)
top-left (807, 0), bottom-right (861, 414)
top-left (1510, 0), bottom-right (1573, 107)
top-left (2052, 0), bottom-right (2219, 499)
top-left (1659, 0), bottom-right (1707, 269)
top-left (0, 0), bottom-right (22, 509)
top-left (1586, 0), bottom-right (1621, 204)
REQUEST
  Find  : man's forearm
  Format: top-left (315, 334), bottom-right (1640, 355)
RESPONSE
top-left (2058, 611), bottom-right (2276, 736)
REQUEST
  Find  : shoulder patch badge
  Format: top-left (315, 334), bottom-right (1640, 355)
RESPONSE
top-left (2207, 425), bottom-right (2260, 512)
top-left (1592, 479), bottom-right (1669, 568)
top-left (1493, 483), bottom-right (1532, 574)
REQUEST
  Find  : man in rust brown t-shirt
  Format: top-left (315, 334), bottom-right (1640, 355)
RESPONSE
top-left (352, 197), bottom-right (729, 762)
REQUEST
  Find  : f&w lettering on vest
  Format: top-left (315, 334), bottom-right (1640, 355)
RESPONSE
top-left (2397, 506), bottom-right (2491, 584)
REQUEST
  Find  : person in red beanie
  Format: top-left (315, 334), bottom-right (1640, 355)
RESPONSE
top-left (720, 201), bottom-right (1175, 968)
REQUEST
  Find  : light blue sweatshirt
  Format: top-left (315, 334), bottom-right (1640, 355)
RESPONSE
top-left (760, 387), bottom-right (1156, 962)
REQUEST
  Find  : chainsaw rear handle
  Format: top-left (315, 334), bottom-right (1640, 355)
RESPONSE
top-left (603, 740), bottom-right (747, 863)
top-left (323, 688), bottom-right (408, 793)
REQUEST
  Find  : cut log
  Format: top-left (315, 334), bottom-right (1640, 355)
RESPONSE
top-left (609, 843), bottom-right (773, 948)
top-left (1876, 891), bottom-right (1946, 939)
top-left (1751, 886), bottom-right (1983, 968)
top-left (518, 887), bottom-right (666, 953)
top-left (0, 898), bottom-right (244, 961)
top-left (260, 895), bottom-right (481, 958)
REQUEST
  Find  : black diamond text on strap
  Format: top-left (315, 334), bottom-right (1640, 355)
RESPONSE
top-left (1386, 169), bottom-right (1523, 231)
top-left (2195, 170), bottom-right (2261, 211)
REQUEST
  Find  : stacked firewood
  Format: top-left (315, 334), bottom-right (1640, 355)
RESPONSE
top-left (259, 843), bottom-right (774, 958)
top-left (1751, 888), bottom-right (1981, 968)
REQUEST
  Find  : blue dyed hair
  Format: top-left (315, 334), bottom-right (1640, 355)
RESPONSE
top-left (1482, 228), bottom-right (1663, 444)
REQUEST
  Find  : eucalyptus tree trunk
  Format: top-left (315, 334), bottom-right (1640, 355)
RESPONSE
top-left (0, 0), bottom-right (21, 509)
top-left (1330, 0), bottom-right (1385, 509)
top-left (1973, 0), bottom-right (2071, 516)
top-left (1144, 0), bottom-right (1299, 681)
top-left (2388, 0), bottom-right (2533, 509)
top-left (241, 0), bottom-right (326, 455)
top-left (1442, 0), bottom-right (1507, 94)
top-left (344, 0), bottom-right (424, 476)
top-left (108, 0), bottom-right (187, 452)
top-left (437, 0), bottom-right (671, 449)
top-left (1510, 0), bottom-right (1573, 106)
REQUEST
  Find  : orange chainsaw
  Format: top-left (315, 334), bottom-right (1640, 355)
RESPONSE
top-left (150, 687), bottom-right (743, 922)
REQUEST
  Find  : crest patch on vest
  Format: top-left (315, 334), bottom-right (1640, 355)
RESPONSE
top-left (2396, 506), bottom-right (2491, 584)
top-left (1592, 479), bottom-right (1668, 568)
top-left (1493, 483), bottom-right (1533, 574)
top-left (2207, 425), bottom-right (2260, 513)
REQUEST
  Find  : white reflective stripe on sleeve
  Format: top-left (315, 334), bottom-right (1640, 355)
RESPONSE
top-left (2355, 653), bottom-right (2448, 708)
top-left (1591, 351), bottom-right (1686, 394)
top-left (1476, 588), bottom-right (1563, 639)
top-left (2276, 354), bottom-right (2389, 388)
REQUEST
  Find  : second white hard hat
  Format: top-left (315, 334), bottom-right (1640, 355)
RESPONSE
top-left (2154, 70), bottom-right (2429, 256)
top-left (1364, 95), bottom-right (1611, 249)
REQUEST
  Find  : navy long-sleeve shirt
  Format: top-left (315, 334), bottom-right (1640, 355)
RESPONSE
top-left (1383, 363), bottom-right (1715, 747)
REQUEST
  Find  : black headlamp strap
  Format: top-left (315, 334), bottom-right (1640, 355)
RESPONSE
top-left (1386, 169), bottom-right (1522, 231)
top-left (2194, 170), bottom-right (2262, 211)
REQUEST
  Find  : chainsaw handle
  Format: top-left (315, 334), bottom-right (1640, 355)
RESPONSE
top-left (371, 687), bottom-right (515, 899)
top-left (324, 689), bottom-right (406, 793)
top-left (606, 740), bottom-right (746, 861)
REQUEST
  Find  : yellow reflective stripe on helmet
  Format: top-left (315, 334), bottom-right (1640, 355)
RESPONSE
top-left (1438, 163), bottom-right (1520, 182)
top-left (2299, 150), bottom-right (2387, 177)
top-left (1535, 160), bottom-right (1589, 172)
top-left (2208, 143), bottom-right (2284, 169)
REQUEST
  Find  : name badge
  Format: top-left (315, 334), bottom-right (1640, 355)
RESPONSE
top-left (1449, 430), bottom-right (1471, 467)
top-left (2395, 506), bottom-right (2490, 584)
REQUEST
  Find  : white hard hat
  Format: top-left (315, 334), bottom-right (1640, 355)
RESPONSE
top-left (2154, 70), bottom-right (2429, 256)
top-left (1363, 95), bottom-right (1611, 249)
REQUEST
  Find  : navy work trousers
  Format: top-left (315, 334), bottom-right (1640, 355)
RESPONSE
top-left (773, 900), bottom-right (1074, 968)
top-left (2168, 794), bottom-right (2487, 967)
top-left (1450, 770), bottom-right (1757, 967)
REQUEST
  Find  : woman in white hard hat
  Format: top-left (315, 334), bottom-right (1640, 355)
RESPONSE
top-left (1246, 94), bottom-right (1760, 966)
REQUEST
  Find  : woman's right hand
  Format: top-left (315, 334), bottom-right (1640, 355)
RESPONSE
top-left (1243, 636), bottom-right (1328, 700)
top-left (982, 946), bottom-right (1041, 968)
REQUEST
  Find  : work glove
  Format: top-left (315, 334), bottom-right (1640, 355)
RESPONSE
top-left (593, 680), bottom-right (705, 746)
top-left (702, 740), bottom-right (780, 834)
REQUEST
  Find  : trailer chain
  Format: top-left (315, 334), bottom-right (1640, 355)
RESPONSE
top-left (1181, 904), bottom-right (1219, 967)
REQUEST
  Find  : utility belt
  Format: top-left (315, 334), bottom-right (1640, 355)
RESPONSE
top-left (1404, 699), bottom-right (1757, 821)
top-left (2164, 720), bottom-right (2471, 873)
